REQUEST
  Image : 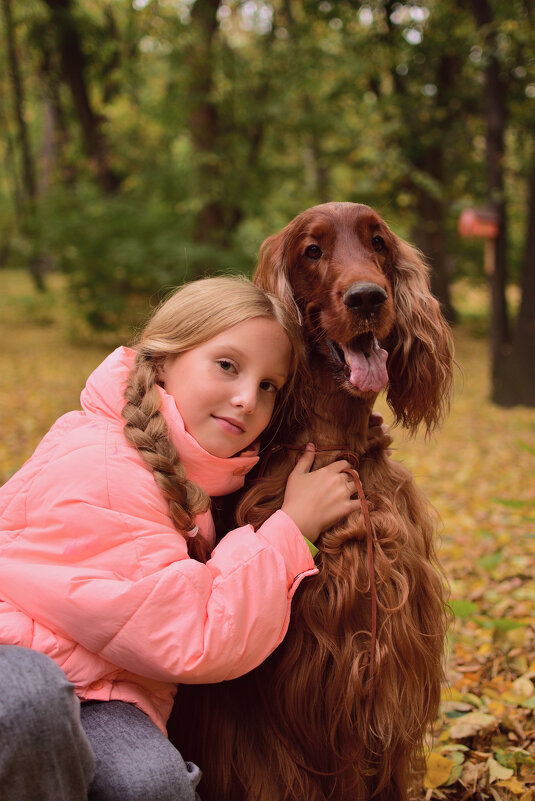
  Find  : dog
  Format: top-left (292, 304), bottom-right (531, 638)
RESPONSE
top-left (168, 202), bottom-right (454, 800)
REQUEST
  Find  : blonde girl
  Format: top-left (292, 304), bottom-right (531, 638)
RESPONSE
top-left (0, 277), bottom-right (360, 801)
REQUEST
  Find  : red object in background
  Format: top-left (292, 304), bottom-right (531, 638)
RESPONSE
top-left (458, 208), bottom-right (499, 239)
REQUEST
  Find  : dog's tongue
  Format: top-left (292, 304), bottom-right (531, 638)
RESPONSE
top-left (342, 339), bottom-right (388, 393)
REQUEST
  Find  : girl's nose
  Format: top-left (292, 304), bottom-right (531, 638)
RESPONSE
top-left (231, 384), bottom-right (257, 413)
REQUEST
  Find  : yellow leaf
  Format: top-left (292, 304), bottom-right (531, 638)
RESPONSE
top-left (442, 686), bottom-right (463, 702)
top-left (424, 753), bottom-right (454, 789)
top-left (488, 757), bottom-right (514, 783)
top-left (497, 777), bottom-right (527, 795)
top-left (487, 700), bottom-right (507, 717)
top-left (507, 628), bottom-right (528, 647)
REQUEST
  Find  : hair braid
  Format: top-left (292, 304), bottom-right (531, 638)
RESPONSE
top-left (122, 354), bottom-right (211, 563)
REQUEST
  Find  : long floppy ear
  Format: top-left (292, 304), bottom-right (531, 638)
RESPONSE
top-left (253, 223), bottom-right (312, 434)
top-left (385, 238), bottom-right (454, 435)
top-left (253, 228), bottom-right (302, 321)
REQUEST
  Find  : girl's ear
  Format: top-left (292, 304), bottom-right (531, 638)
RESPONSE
top-left (156, 361), bottom-right (166, 384)
top-left (155, 356), bottom-right (170, 386)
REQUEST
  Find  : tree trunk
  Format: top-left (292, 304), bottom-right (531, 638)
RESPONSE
top-left (471, 0), bottom-right (512, 404)
top-left (2, 0), bottom-right (35, 201)
top-left (42, 0), bottom-right (120, 194)
top-left (377, 13), bottom-right (457, 322)
top-left (2, 0), bottom-right (48, 290)
top-left (39, 42), bottom-right (76, 186)
top-left (188, 0), bottom-right (242, 246)
top-left (413, 189), bottom-right (456, 324)
top-left (411, 134), bottom-right (456, 324)
top-left (303, 97), bottom-right (331, 204)
top-left (416, 53), bottom-right (459, 324)
top-left (491, 108), bottom-right (535, 406)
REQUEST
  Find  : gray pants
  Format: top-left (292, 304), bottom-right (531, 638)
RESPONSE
top-left (0, 646), bottom-right (201, 801)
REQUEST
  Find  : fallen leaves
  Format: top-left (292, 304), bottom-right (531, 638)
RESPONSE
top-left (425, 752), bottom-right (460, 789)
top-left (0, 271), bottom-right (112, 484)
top-left (377, 316), bottom-right (535, 799)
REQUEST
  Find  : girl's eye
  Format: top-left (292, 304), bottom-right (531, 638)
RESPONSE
top-left (217, 359), bottom-right (236, 373)
top-left (260, 380), bottom-right (278, 393)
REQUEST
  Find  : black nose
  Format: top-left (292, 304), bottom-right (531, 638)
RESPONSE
top-left (343, 282), bottom-right (388, 316)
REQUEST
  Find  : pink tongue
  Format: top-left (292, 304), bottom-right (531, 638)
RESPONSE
top-left (342, 343), bottom-right (389, 393)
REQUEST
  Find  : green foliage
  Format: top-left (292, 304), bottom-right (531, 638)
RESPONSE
top-left (38, 183), bottom-right (252, 329)
top-left (1, 0), bottom-right (534, 329)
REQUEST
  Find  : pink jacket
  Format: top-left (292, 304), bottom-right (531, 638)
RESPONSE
top-left (0, 347), bottom-right (317, 733)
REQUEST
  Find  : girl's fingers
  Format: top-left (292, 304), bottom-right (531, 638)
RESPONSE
top-left (292, 443), bottom-right (315, 474)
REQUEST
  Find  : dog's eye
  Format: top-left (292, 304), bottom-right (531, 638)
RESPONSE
top-left (372, 235), bottom-right (385, 253)
top-left (305, 244), bottom-right (322, 260)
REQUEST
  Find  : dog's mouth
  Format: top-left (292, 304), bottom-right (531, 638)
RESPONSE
top-left (326, 332), bottom-right (389, 394)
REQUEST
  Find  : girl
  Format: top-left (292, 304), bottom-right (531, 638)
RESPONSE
top-left (0, 276), bottom-right (362, 801)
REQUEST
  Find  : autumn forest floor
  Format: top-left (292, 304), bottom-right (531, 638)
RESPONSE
top-left (1, 270), bottom-right (535, 800)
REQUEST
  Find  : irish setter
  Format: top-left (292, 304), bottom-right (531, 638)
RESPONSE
top-left (169, 202), bottom-right (454, 800)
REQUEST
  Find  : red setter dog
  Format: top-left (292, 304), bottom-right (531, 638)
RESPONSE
top-left (169, 202), bottom-right (454, 800)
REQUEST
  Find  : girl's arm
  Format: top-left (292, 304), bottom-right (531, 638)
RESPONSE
top-left (0, 511), bottom-right (315, 684)
top-left (0, 442), bottom-right (317, 684)
top-left (0, 431), bottom-right (359, 685)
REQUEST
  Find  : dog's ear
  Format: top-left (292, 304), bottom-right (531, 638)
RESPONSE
top-left (385, 238), bottom-right (454, 435)
top-left (254, 228), bottom-right (298, 316)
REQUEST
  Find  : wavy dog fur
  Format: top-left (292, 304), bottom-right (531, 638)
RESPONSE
top-left (169, 202), bottom-right (453, 800)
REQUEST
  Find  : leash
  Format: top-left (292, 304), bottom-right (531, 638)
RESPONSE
top-left (256, 445), bottom-right (377, 778)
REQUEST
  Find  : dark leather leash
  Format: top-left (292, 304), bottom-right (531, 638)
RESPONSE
top-left (256, 445), bottom-right (377, 778)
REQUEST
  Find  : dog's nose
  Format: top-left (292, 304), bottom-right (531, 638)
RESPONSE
top-left (343, 282), bottom-right (388, 316)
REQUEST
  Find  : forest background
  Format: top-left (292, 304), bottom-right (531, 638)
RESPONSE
top-left (1, 0), bottom-right (535, 798)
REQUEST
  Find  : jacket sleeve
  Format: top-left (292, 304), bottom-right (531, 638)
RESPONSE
top-left (0, 440), bottom-right (317, 684)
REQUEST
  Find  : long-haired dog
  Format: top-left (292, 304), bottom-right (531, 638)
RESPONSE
top-left (169, 202), bottom-right (454, 800)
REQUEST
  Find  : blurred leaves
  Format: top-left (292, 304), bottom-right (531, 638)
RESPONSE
top-left (37, 184), bottom-right (252, 329)
top-left (381, 321), bottom-right (535, 799)
top-left (2, 0), bottom-right (535, 319)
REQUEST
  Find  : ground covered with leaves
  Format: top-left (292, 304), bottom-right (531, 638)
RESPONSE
top-left (1, 271), bottom-right (534, 800)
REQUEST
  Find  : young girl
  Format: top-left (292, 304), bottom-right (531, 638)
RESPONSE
top-left (0, 276), bottom-right (362, 801)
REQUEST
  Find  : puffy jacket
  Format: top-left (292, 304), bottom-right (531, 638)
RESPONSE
top-left (0, 347), bottom-right (317, 732)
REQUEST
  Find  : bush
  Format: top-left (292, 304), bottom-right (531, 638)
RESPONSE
top-left (39, 183), bottom-right (252, 331)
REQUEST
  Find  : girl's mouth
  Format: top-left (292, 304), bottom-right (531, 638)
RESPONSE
top-left (212, 416), bottom-right (246, 435)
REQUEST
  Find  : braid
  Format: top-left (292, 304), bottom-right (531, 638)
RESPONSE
top-left (122, 353), bottom-right (211, 563)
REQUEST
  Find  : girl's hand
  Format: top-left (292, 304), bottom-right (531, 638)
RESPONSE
top-left (281, 444), bottom-right (361, 543)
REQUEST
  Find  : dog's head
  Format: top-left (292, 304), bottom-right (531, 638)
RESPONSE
top-left (254, 202), bottom-right (454, 434)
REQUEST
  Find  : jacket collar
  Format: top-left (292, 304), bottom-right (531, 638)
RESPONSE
top-left (81, 347), bottom-right (259, 497)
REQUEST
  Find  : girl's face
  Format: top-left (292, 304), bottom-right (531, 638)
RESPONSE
top-left (161, 316), bottom-right (292, 458)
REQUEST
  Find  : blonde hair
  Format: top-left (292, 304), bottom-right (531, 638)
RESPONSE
top-left (122, 276), bottom-right (305, 563)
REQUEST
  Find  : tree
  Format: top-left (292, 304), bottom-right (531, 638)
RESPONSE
top-left (41, 0), bottom-right (120, 193)
top-left (1, 0), bottom-right (47, 289)
top-left (471, 0), bottom-right (535, 406)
